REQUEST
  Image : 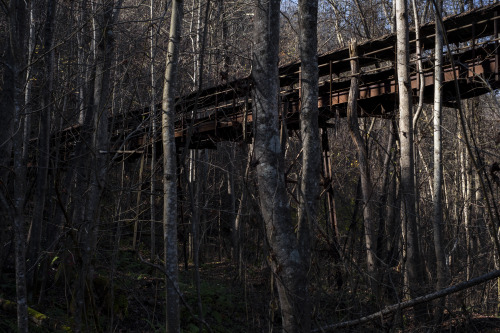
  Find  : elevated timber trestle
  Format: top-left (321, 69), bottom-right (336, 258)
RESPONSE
top-left (39, 3), bottom-right (500, 255)
top-left (52, 2), bottom-right (500, 155)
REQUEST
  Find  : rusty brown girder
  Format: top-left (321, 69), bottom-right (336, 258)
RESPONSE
top-left (47, 2), bottom-right (500, 154)
top-left (177, 48), bottom-right (499, 148)
top-left (173, 2), bottom-right (500, 149)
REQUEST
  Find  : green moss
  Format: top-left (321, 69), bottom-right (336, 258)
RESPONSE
top-left (28, 307), bottom-right (48, 322)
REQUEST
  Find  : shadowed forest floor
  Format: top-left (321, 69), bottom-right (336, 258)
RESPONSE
top-left (1, 247), bottom-right (271, 332)
top-left (3, 246), bottom-right (500, 332)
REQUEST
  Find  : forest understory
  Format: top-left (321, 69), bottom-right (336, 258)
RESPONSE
top-left (5, 0), bottom-right (500, 332)
top-left (3, 237), bottom-right (500, 332)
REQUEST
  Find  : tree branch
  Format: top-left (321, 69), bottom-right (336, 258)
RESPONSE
top-left (313, 270), bottom-right (500, 331)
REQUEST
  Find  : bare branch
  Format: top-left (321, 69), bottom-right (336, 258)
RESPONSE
top-left (313, 270), bottom-right (500, 331)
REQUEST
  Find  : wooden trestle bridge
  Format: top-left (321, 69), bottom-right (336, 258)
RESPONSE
top-left (44, 3), bottom-right (500, 245)
top-left (55, 2), bottom-right (500, 156)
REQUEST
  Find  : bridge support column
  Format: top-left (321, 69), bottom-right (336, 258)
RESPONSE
top-left (321, 129), bottom-right (341, 261)
top-left (495, 11), bottom-right (499, 81)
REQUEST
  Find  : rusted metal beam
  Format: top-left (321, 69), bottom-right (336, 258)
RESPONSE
top-left (177, 44), bottom-right (498, 147)
top-left (39, 2), bottom-right (500, 154)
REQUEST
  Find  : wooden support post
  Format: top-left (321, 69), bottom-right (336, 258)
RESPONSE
top-left (232, 89), bottom-right (235, 116)
top-left (243, 91), bottom-right (249, 143)
top-left (133, 147), bottom-right (146, 250)
top-left (470, 21), bottom-right (476, 80)
top-left (215, 90), bottom-right (218, 137)
top-left (329, 60), bottom-right (333, 115)
top-left (298, 66), bottom-right (302, 112)
top-left (335, 70), bottom-right (340, 135)
top-left (495, 11), bottom-right (499, 81)
top-left (279, 95), bottom-right (286, 150)
top-left (181, 114), bottom-right (185, 146)
top-left (321, 129), bottom-right (341, 261)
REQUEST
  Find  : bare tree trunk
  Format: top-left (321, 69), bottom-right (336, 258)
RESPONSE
top-left (133, 153), bottom-right (146, 249)
top-left (185, 0), bottom-right (211, 327)
top-left (459, 138), bottom-right (472, 304)
top-left (150, 0), bottom-right (158, 261)
top-left (77, 0), bottom-right (92, 125)
top-left (325, 0), bottom-right (346, 47)
top-left (0, 0), bottom-right (33, 282)
top-left (346, 40), bottom-right (379, 292)
top-left (384, 127), bottom-right (402, 302)
top-left (321, 130), bottom-right (341, 254)
top-left (462, 102), bottom-right (473, 285)
top-left (353, 0), bottom-right (371, 39)
top-left (432, 0), bottom-right (448, 324)
top-left (109, 158), bottom-right (127, 331)
top-left (0, 1), bottom-right (29, 330)
top-left (226, 148), bottom-right (236, 262)
top-left (233, 146), bottom-right (252, 274)
top-left (67, 5), bottom-right (95, 326)
top-left (297, 0), bottom-right (319, 329)
top-left (252, 1), bottom-right (309, 331)
top-left (396, 0), bottom-right (426, 318)
top-left (382, 0), bottom-right (395, 32)
top-left (185, 149), bottom-right (204, 324)
top-left (27, 0), bottom-right (57, 294)
top-left (190, 0), bottom-right (203, 89)
top-left (22, 0), bottom-right (35, 176)
top-left (377, 120), bottom-right (394, 260)
top-left (162, 0), bottom-right (184, 331)
top-left (73, 1), bottom-right (119, 330)
top-left (411, 0), bottom-right (425, 127)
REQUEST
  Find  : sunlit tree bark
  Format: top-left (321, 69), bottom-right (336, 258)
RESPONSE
top-left (396, 0), bottom-right (426, 318)
top-left (432, 0), bottom-right (449, 324)
top-left (346, 39), bottom-right (378, 293)
top-left (252, 0), bottom-right (310, 331)
top-left (149, 0), bottom-right (158, 262)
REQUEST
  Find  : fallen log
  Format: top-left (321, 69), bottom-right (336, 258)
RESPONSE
top-left (314, 269), bottom-right (500, 331)
top-left (0, 298), bottom-right (71, 331)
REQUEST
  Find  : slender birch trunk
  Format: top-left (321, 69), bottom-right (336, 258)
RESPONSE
top-left (377, 121), bottom-right (394, 261)
top-left (233, 146), bottom-right (252, 274)
top-left (411, 0), bottom-right (425, 127)
top-left (162, 0), bottom-right (184, 331)
top-left (346, 40), bottom-right (378, 292)
top-left (353, 0), bottom-right (371, 39)
top-left (27, 0), bottom-right (57, 292)
top-left (187, 0), bottom-right (211, 326)
top-left (77, 0), bottom-right (91, 125)
top-left (396, 0), bottom-right (426, 318)
top-left (68, 7), bottom-right (94, 317)
top-left (462, 102), bottom-right (473, 284)
top-left (325, 0), bottom-right (346, 47)
top-left (150, 0), bottom-right (158, 261)
top-left (73, 1), bottom-right (119, 330)
top-left (432, 0), bottom-right (448, 324)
